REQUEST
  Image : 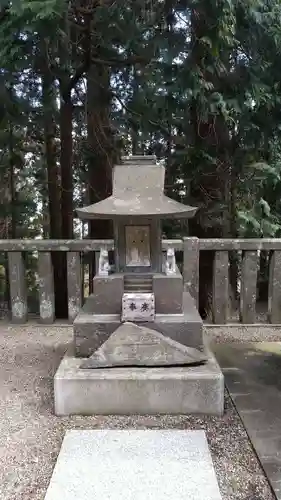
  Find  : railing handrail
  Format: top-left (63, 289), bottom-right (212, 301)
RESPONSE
top-left (198, 238), bottom-right (281, 250)
top-left (1, 237), bottom-right (281, 252)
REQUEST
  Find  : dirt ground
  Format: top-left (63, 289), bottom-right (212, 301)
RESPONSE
top-left (0, 323), bottom-right (275, 500)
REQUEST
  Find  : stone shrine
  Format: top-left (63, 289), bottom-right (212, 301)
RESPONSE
top-left (54, 155), bottom-right (224, 416)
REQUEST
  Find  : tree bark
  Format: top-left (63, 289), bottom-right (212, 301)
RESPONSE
top-left (42, 73), bottom-right (61, 239)
top-left (4, 121), bottom-right (16, 310)
top-left (42, 67), bottom-right (69, 318)
top-left (188, 6), bottom-right (232, 319)
top-left (60, 97), bottom-right (74, 239)
top-left (130, 67), bottom-right (141, 155)
top-left (86, 64), bottom-right (113, 240)
top-left (8, 124), bottom-right (16, 238)
top-left (86, 65), bottom-right (114, 291)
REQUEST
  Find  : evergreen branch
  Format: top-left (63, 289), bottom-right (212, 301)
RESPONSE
top-left (68, 60), bottom-right (90, 92)
top-left (0, 6), bottom-right (8, 23)
top-left (91, 54), bottom-right (149, 67)
top-left (62, 41), bottom-right (91, 100)
top-left (73, 1), bottom-right (117, 16)
top-left (111, 91), bottom-right (171, 137)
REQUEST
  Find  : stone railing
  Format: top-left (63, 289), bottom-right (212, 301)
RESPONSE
top-left (1, 237), bottom-right (281, 325)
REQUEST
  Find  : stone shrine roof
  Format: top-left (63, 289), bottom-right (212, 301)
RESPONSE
top-left (76, 155), bottom-right (197, 220)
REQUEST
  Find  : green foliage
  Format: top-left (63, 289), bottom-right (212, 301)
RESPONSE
top-left (0, 0), bottom-right (281, 310)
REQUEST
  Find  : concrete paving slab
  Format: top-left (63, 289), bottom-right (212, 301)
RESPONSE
top-left (213, 342), bottom-right (281, 499)
top-left (262, 458), bottom-right (281, 484)
top-left (253, 435), bottom-right (281, 458)
top-left (232, 391), bottom-right (281, 413)
top-left (44, 430), bottom-right (222, 500)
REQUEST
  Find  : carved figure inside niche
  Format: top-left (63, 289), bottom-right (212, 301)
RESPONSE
top-left (166, 247), bottom-right (176, 275)
top-left (125, 226), bottom-right (150, 267)
top-left (99, 248), bottom-right (110, 276)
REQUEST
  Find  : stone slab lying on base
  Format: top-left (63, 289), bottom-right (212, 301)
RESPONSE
top-left (81, 321), bottom-right (207, 368)
top-left (54, 348), bottom-right (224, 416)
top-left (44, 430), bottom-right (222, 500)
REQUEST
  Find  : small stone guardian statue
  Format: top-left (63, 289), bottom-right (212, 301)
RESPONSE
top-left (165, 247), bottom-right (176, 275)
top-left (98, 248), bottom-right (110, 276)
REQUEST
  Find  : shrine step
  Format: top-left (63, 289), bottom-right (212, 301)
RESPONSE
top-left (124, 275), bottom-right (153, 292)
top-left (124, 283), bottom-right (153, 292)
top-left (124, 275), bottom-right (152, 282)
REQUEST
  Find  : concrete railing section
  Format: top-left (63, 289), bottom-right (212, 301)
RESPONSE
top-left (2, 237), bottom-right (281, 324)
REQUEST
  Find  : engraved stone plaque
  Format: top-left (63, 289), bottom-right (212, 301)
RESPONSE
top-left (125, 225), bottom-right (151, 267)
top-left (122, 292), bottom-right (155, 322)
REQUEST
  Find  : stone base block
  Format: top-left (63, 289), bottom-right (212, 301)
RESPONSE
top-left (153, 272), bottom-right (183, 314)
top-left (74, 291), bottom-right (203, 357)
top-left (83, 274), bottom-right (124, 315)
top-left (54, 348), bottom-right (224, 416)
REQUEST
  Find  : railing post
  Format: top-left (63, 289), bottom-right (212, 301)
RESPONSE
top-left (183, 237), bottom-right (199, 307)
top-left (38, 252), bottom-right (55, 324)
top-left (240, 250), bottom-right (258, 323)
top-left (212, 251), bottom-right (229, 324)
top-left (67, 252), bottom-right (82, 322)
top-left (8, 252), bottom-right (28, 323)
top-left (268, 250), bottom-right (281, 323)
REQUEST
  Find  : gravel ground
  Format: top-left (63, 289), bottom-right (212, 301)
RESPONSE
top-left (0, 324), bottom-right (275, 500)
top-left (206, 324), bottom-right (281, 344)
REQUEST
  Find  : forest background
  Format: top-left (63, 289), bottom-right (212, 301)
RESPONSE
top-left (0, 0), bottom-right (280, 318)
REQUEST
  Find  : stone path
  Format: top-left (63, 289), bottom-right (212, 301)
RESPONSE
top-left (214, 342), bottom-right (281, 499)
top-left (45, 430), bottom-right (222, 500)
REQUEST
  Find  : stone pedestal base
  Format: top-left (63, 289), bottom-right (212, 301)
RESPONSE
top-left (54, 346), bottom-right (224, 416)
top-left (74, 291), bottom-right (203, 357)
